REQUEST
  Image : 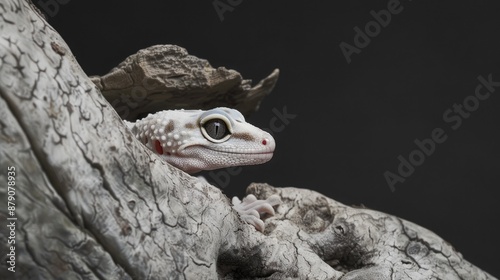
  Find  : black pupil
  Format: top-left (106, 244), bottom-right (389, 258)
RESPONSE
top-left (204, 119), bottom-right (229, 140)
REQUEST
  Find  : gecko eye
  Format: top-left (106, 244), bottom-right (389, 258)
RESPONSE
top-left (200, 112), bottom-right (233, 143)
top-left (201, 118), bottom-right (232, 142)
top-left (203, 119), bottom-right (229, 139)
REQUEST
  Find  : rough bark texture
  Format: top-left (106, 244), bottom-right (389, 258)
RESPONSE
top-left (90, 45), bottom-right (279, 121)
top-left (248, 184), bottom-right (496, 280)
top-left (0, 1), bottom-right (496, 279)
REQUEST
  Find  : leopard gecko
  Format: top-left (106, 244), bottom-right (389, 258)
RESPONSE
top-left (124, 107), bottom-right (280, 231)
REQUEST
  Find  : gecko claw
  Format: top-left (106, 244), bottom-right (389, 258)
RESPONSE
top-left (232, 194), bottom-right (281, 232)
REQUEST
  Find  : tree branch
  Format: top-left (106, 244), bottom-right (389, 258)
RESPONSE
top-left (0, 1), bottom-right (496, 279)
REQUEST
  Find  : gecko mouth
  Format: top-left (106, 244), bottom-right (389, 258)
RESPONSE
top-left (180, 144), bottom-right (274, 155)
top-left (204, 148), bottom-right (274, 156)
top-left (170, 146), bottom-right (274, 173)
top-left (190, 146), bottom-right (274, 162)
top-left (211, 150), bottom-right (274, 165)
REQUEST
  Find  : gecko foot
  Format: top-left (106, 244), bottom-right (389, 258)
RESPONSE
top-left (232, 194), bottom-right (281, 232)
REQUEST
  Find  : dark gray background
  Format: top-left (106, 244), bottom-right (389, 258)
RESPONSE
top-left (38, 0), bottom-right (499, 277)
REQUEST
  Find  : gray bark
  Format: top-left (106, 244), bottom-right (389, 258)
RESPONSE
top-left (0, 1), bottom-right (496, 279)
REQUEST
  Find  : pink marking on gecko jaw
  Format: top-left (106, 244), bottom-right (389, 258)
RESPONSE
top-left (154, 140), bottom-right (164, 155)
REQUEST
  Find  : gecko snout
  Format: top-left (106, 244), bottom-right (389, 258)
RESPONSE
top-left (259, 133), bottom-right (276, 153)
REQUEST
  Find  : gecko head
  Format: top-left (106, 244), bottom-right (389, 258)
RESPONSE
top-left (141, 107), bottom-right (275, 174)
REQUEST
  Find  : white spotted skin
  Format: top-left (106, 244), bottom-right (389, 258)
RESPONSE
top-left (124, 107), bottom-right (275, 173)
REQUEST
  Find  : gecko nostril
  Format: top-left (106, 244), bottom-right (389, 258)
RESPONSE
top-left (262, 139), bottom-right (268, 145)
